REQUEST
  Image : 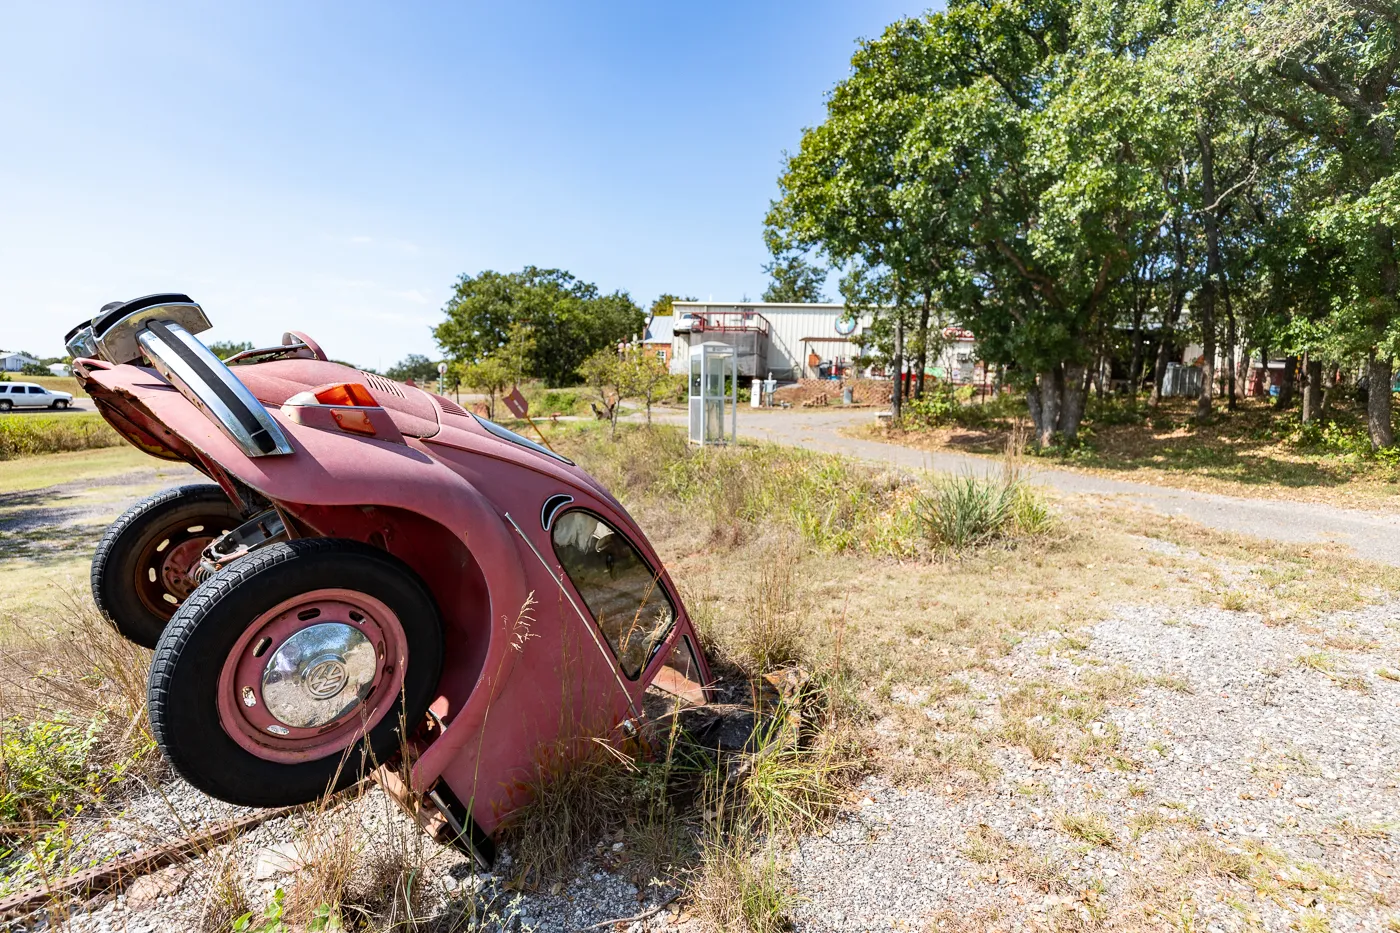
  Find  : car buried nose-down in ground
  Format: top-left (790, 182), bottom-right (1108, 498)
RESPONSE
top-left (65, 293), bottom-right (713, 866)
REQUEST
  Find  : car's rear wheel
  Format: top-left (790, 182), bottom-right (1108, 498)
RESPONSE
top-left (92, 484), bottom-right (243, 648)
top-left (0, 400), bottom-right (11, 412)
top-left (148, 539), bottom-right (443, 808)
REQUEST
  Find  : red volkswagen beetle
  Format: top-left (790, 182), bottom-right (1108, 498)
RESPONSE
top-left (65, 294), bottom-right (712, 865)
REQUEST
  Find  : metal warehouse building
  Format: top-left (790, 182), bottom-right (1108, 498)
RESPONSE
top-left (666, 302), bottom-right (870, 381)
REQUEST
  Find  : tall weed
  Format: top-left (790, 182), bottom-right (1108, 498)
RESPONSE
top-left (916, 474), bottom-right (1054, 552)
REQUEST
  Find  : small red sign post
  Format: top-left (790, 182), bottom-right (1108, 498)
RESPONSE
top-left (502, 386), bottom-right (556, 452)
top-left (503, 387), bottom-right (528, 418)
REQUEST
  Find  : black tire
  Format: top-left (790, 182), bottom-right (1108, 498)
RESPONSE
top-left (51, 399), bottom-right (68, 410)
top-left (92, 484), bottom-right (244, 648)
top-left (0, 400), bottom-right (11, 412)
top-left (148, 539), bottom-right (444, 808)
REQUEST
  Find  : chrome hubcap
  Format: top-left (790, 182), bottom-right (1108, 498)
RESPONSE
top-left (261, 623), bottom-right (377, 728)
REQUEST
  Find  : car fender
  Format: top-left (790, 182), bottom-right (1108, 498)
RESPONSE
top-left (82, 364), bottom-right (531, 786)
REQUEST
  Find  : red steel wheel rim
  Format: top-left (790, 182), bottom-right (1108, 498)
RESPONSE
top-left (133, 517), bottom-right (231, 618)
top-left (215, 588), bottom-right (408, 763)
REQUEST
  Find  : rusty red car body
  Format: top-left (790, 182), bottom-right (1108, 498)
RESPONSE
top-left (65, 294), bottom-right (712, 863)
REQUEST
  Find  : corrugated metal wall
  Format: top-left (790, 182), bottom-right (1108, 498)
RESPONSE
top-left (671, 303), bottom-right (869, 381)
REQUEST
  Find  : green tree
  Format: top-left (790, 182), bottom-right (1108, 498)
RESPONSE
top-left (435, 267), bottom-right (644, 387)
top-left (760, 252), bottom-right (828, 303)
top-left (649, 294), bottom-right (694, 317)
top-left (385, 354), bottom-right (440, 384)
top-left (456, 357), bottom-right (511, 421)
top-left (619, 347), bottom-right (673, 425)
top-left (1231, 0), bottom-right (1400, 447)
top-left (579, 349), bottom-right (624, 438)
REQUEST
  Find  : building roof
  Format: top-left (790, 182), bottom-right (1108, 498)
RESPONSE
top-left (673, 301), bottom-right (849, 313)
top-left (0, 351), bottom-right (39, 362)
top-left (643, 316), bottom-right (674, 344)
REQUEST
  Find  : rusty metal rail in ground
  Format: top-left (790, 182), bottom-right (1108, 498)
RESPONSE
top-left (0, 804), bottom-right (303, 919)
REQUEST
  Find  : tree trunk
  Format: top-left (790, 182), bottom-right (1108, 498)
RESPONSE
top-left (1195, 287), bottom-right (1217, 420)
top-left (1223, 279), bottom-right (1238, 411)
top-left (1036, 368), bottom-right (1062, 448)
top-left (1195, 121), bottom-right (1221, 423)
top-left (915, 291), bottom-right (931, 399)
top-left (1062, 363), bottom-right (1087, 445)
top-left (1152, 207), bottom-right (1188, 406)
top-left (891, 311), bottom-right (904, 421)
top-left (1302, 356), bottom-right (1324, 423)
top-left (1368, 355), bottom-right (1394, 449)
top-left (1369, 224), bottom-right (1397, 448)
top-left (1027, 382), bottom-right (1044, 443)
top-left (1277, 355), bottom-right (1298, 409)
top-left (1322, 365), bottom-right (1342, 417)
top-left (1129, 298), bottom-right (1144, 399)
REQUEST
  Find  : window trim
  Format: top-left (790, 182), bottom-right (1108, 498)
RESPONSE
top-left (548, 507), bottom-right (677, 681)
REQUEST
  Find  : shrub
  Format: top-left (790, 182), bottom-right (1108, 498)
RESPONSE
top-left (916, 474), bottom-right (1053, 551)
top-left (0, 413), bottom-right (121, 460)
top-left (0, 715), bottom-right (103, 823)
top-left (903, 384), bottom-right (975, 428)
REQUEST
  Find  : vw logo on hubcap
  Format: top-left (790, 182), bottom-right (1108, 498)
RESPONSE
top-left (261, 622), bottom-right (378, 729)
top-left (303, 656), bottom-right (349, 699)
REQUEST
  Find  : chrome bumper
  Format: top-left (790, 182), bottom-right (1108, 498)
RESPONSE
top-left (136, 321), bottom-right (294, 458)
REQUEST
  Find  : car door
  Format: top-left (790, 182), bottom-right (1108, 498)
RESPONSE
top-left (24, 386), bottom-right (48, 408)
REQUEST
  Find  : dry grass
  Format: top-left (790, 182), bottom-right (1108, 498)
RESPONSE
top-left (499, 740), bottom-right (643, 881)
top-left (1054, 810), bottom-right (1116, 848)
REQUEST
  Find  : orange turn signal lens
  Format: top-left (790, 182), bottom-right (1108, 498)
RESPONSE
top-left (314, 383), bottom-right (377, 407)
top-left (330, 408), bottom-right (377, 435)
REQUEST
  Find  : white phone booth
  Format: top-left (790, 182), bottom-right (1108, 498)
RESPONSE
top-left (688, 342), bottom-right (737, 446)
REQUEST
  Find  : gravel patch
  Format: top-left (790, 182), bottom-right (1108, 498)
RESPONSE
top-left (789, 601), bottom-right (1400, 932)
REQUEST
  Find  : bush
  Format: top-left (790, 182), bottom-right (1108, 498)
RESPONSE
top-left (524, 384), bottom-right (594, 417)
top-left (0, 715), bottom-right (103, 823)
top-left (904, 385), bottom-right (975, 428)
top-left (916, 474), bottom-right (1054, 552)
top-left (0, 413), bottom-right (122, 460)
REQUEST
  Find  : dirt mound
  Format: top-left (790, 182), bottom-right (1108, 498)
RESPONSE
top-left (771, 379), bottom-right (889, 407)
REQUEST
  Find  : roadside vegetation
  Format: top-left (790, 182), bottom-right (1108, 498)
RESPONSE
top-left (0, 412), bottom-right (120, 460)
top-left (862, 388), bottom-right (1400, 508)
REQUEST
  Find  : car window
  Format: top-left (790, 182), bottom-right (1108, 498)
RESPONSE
top-left (28, 386), bottom-right (44, 394)
top-left (551, 510), bottom-right (675, 679)
top-left (0, 386), bottom-right (8, 393)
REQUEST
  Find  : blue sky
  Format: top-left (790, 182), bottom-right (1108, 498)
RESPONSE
top-left (0, 1), bottom-right (925, 369)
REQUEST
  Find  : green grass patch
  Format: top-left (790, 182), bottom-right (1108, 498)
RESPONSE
top-left (0, 413), bottom-right (121, 460)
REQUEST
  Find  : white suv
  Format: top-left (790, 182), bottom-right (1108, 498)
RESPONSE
top-left (0, 382), bottom-right (74, 411)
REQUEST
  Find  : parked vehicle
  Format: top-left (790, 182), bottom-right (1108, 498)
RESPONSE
top-left (66, 294), bottom-right (713, 865)
top-left (0, 381), bottom-right (73, 410)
